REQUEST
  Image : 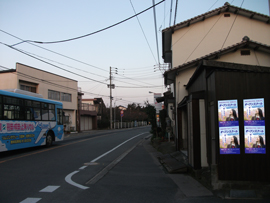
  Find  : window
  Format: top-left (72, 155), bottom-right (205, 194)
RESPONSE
top-left (1, 96), bottom-right (57, 121)
top-left (48, 90), bottom-right (60, 100)
top-left (33, 101), bottom-right (41, 120)
top-left (42, 103), bottom-right (55, 121)
top-left (3, 96), bottom-right (25, 120)
top-left (20, 85), bottom-right (36, 93)
top-left (61, 92), bottom-right (71, 102)
top-left (25, 100), bottom-right (34, 120)
top-left (48, 90), bottom-right (71, 102)
top-left (19, 81), bottom-right (37, 93)
top-left (48, 104), bottom-right (55, 121)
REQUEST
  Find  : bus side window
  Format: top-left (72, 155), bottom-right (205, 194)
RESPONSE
top-left (57, 109), bottom-right (63, 125)
top-left (49, 104), bottom-right (55, 121)
top-left (25, 107), bottom-right (34, 120)
top-left (25, 100), bottom-right (33, 120)
top-left (42, 103), bottom-right (49, 120)
top-left (14, 105), bottom-right (25, 120)
top-left (4, 104), bottom-right (14, 119)
top-left (33, 101), bottom-right (41, 120)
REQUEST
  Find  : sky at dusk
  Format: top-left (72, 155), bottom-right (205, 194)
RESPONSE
top-left (0, 0), bottom-right (269, 107)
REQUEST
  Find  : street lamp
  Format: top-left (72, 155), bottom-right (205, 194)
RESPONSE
top-left (114, 98), bottom-right (122, 129)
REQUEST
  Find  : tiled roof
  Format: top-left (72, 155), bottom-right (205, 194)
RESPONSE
top-left (163, 2), bottom-right (270, 33)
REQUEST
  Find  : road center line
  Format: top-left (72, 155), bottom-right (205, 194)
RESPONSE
top-left (19, 197), bottom-right (42, 203)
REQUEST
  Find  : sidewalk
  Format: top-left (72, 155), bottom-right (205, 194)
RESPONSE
top-left (149, 138), bottom-right (270, 201)
top-left (143, 138), bottom-right (215, 199)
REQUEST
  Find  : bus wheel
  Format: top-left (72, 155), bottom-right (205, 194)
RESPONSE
top-left (46, 132), bottom-right (53, 147)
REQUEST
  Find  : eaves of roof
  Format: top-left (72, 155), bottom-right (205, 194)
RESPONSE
top-left (186, 59), bottom-right (270, 90)
top-left (164, 37), bottom-right (270, 76)
top-left (0, 69), bottom-right (16, 74)
top-left (163, 2), bottom-right (270, 33)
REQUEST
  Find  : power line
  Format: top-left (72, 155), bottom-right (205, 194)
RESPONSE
top-left (0, 42), bottom-right (108, 85)
top-left (207, 0), bottom-right (219, 11)
top-left (152, 0), bottom-right (161, 65)
top-left (1, 42), bottom-right (162, 90)
top-left (129, 0), bottom-right (157, 64)
top-left (221, 0), bottom-right (245, 49)
top-left (1, 41), bottom-right (159, 88)
top-left (24, 0), bottom-right (165, 44)
top-left (184, 14), bottom-right (223, 63)
top-left (173, 0), bottom-right (179, 26)
top-left (116, 85), bottom-right (163, 88)
top-left (1, 30), bottom-right (162, 87)
top-left (0, 29), bottom-right (108, 73)
top-left (169, 0), bottom-right (174, 26)
top-left (0, 65), bottom-right (78, 93)
top-left (18, 49), bottom-right (108, 80)
top-left (0, 65), bottom-right (110, 98)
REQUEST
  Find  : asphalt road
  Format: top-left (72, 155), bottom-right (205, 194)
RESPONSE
top-left (0, 126), bottom-right (169, 203)
top-left (2, 126), bottom-right (268, 203)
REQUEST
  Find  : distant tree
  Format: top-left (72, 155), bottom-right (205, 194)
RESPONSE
top-left (144, 100), bottom-right (157, 136)
top-left (98, 108), bottom-right (110, 129)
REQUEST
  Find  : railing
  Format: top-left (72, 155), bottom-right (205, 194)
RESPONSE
top-left (113, 121), bottom-right (148, 129)
top-left (80, 103), bottom-right (96, 111)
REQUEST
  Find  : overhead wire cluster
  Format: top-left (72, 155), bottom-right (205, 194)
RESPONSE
top-left (0, 0), bottom-right (171, 105)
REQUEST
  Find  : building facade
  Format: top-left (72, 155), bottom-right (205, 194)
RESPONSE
top-left (162, 3), bottom-right (270, 187)
top-left (0, 63), bottom-right (78, 131)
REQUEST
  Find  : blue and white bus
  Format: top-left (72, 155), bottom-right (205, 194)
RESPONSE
top-left (0, 89), bottom-right (64, 152)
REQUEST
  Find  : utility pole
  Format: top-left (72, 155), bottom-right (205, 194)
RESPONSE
top-left (110, 67), bottom-right (112, 129)
top-left (108, 67), bottom-right (117, 129)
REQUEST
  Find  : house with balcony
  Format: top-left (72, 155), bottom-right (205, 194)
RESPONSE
top-left (162, 2), bottom-right (270, 187)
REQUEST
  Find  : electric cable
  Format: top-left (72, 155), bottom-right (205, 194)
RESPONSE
top-left (18, 49), bottom-right (108, 80)
top-left (207, 0), bottom-right (219, 11)
top-left (129, 0), bottom-right (157, 64)
top-left (184, 13), bottom-right (223, 63)
top-left (169, 0), bottom-right (174, 26)
top-left (152, 0), bottom-right (161, 65)
top-left (221, 0), bottom-right (244, 49)
top-left (1, 41), bottom-right (159, 88)
top-left (23, 0), bottom-right (165, 44)
top-left (0, 29), bottom-right (108, 73)
top-left (0, 65), bottom-right (110, 98)
top-left (1, 30), bottom-right (162, 87)
top-left (173, 0), bottom-right (178, 26)
top-left (0, 42), bottom-right (108, 85)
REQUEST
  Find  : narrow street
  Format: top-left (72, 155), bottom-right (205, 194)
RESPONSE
top-left (0, 127), bottom-right (269, 202)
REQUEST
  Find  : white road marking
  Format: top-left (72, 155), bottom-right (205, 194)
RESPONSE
top-left (39, 185), bottom-right (60, 192)
top-left (90, 132), bottom-right (145, 163)
top-left (20, 197), bottom-right (42, 203)
top-left (65, 171), bottom-right (89, 190)
top-left (64, 132), bottom-right (146, 189)
top-left (79, 166), bottom-right (87, 170)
